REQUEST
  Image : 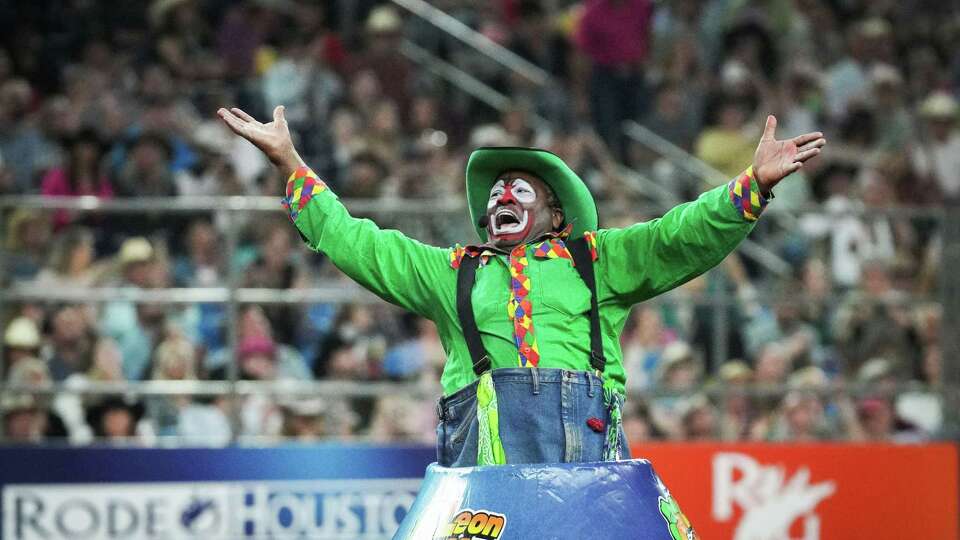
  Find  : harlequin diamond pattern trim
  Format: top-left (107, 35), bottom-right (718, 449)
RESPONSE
top-left (281, 166), bottom-right (327, 222)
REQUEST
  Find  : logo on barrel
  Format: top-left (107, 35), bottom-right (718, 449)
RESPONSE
top-left (659, 495), bottom-right (697, 540)
top-left (434, 509), bottom-right (507, 539)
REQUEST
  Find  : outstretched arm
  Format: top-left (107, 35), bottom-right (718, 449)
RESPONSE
top-left (598, 115), bottom-right (825, 304)
top-left (218, 106), bottom-right (453, 319)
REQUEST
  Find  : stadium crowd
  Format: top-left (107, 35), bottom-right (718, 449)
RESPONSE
top-left (0, 0), bottom-right (956, 446)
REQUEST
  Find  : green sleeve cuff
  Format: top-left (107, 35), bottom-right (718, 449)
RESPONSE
top-left (726, 166), bottom-right (769, 221)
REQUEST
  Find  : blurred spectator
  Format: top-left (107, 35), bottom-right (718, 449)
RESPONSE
top-left (859, 355), bottom-right (943, 438)
top-left (506, 1), bottom-right (568, 79)
top-left (44, 305), bottom-right (95, 381)
top-left (242, 219), bottom-right (307, 345)
top-left (368, 394), bottom-right (436, 444)
top-left (328, 107), bottom-right (365, 186)
top-left (53, 336), bottom-right (126, 444)
top-left (856, 397), bottom-right (925, 444)
top-left (177, 396), bottom-right (232, 446)
top-left (207, 305), bottom-right (310, 381)
top-left (174, 219), bottom-right (227, 351)
top-left (622, 399), bottom-right (662, 445)
top-left (340, 150), bottom-right (389, 198)
top-left (365, 99), bottom-right (403, 165)
top-left (173, 219), bottom-right (223, 288)
top-left (190, 118), bottom-right (268, 194)
top-left (694, 95), bottom-right (756, 177)
top-left (233, 335), bottom-right (286, 439)
top-left (641, 83), bottom-right (702, 154)
top-left (216, 3), bottom-right (266, 78)
top-left (85, 396), bottom-right (152, 444)
top-left (40, 129), bottom-right (113, 229)
top-left (100, 237), bottom-right (167, 380)
top-left (176, 123), bottom-right (236, 197)
top-left (262, 32), bottom-right (343, 174)
top-left (754, 342), bottom-right (790, 388)
top-left (680, 394), bottom-right (717, 441)
top-left (147, 335), bottom-right (199, 435)
top-left (824, 19), bottom-right (891, 120)
top-left (3, 316), bottom-right (42, 376)
top-left (350, 6), bottom-right (412, 111)
top-left (31, 226), bottom-right (105, 287)
top-left (3, 357), bottom-right (68, 442)
top-left (756, 390), bottom-right (828, 442)
top-left (313, 304), bottom-right (386, 380)
top-left (833, 259), bottom-right (921, 376)
top-left (714, 360), bottom-right (754, 441)
top-left (1, 394), bottom-right (48, 444)
top-left (2, 209), bottom-right (53, 282)
top-left (868, 64), bottom-right (913, 152)
top-left (911, 92), bottom-right (960, 202)
top-left (575, 0), bottom-right (654, 156)
top-left (621, 305), bottom-right (673, 391)
top-left (151, 0), bottom-right (224, 81)
top-left (728, 254), bottom-right (822, 365)
top-left (0, 79), bottom-right (55, 192)
top-left (776, 62), bottom-right (823, 142)
top-left (650, 342), bottom-right (701, 439)
top-left (279, 398), bottom-right (327, 441)
top-left (382, 314), bottom-right (444, 382)
top-left (115, 132), bottom-right (177, 197)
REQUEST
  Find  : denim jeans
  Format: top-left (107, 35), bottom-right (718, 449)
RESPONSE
top-left (436, 368), bottom-right (629, 467)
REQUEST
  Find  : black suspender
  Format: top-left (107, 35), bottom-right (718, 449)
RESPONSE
top-left (568, 237), bottom-right (607, 373)
top-left (455, 254), bottom-right (492, 375)
top-left (454, 236), bottom-right (606, 376)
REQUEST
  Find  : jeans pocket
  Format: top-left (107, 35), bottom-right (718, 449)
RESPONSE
top-left (449, 403), bottom-right (476, 445)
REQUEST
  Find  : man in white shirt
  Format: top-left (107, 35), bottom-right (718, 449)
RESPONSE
top-left (912, 92), bottom-right (960, 201)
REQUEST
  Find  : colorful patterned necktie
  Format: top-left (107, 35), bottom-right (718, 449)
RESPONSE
top-left (507, 245), bottom-right (540, 367)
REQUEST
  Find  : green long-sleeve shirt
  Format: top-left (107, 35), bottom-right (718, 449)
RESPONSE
top-left (283, 166), bottom-right (767, 396)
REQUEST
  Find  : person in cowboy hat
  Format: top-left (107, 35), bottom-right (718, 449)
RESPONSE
top-left (218, 105), bottom-right (825, 466)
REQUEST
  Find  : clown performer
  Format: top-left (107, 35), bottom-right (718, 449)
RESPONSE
top-left (217, 106), bottom-right (824, 467)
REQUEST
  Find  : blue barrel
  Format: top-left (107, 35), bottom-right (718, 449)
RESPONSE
top-left (393, 459), bottom-right (696, 539)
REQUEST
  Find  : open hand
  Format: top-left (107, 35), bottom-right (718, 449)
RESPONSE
top-left (217, 105), bottom-right (304, 176)
top-left (753, 115), bottom-right (826, 194)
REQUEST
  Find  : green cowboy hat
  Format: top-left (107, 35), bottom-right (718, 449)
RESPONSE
top-left (465, 147), bottom-right (598, 242)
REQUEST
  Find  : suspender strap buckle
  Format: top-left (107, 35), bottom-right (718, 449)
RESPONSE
top-left (590, 350), bottom-right (606, 373)
top-left (473, 354), bottom-right (491, 376)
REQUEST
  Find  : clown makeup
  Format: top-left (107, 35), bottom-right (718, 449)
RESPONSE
top-left (486, 172), bottom-right (561, 248)
top-left (487, 178), bottom-right (535, 240)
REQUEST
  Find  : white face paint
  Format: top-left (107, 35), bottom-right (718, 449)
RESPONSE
top-left (509, 178), bottom-right (537, 203)
top-left (487, 180), bottom-right (505, 210)
top-left (487, 178), bottom-right (536, 236)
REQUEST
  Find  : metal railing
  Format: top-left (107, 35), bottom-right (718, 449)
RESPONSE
top-left (391, 0), bottom-right (551, 86)
top-left (400, 40), bottom-right (516, 117)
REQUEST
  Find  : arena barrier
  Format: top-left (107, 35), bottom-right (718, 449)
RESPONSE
top-left (0, 443), bottom-right (955, 539)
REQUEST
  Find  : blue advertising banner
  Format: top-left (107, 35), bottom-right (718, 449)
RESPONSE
top-left (0, 445), bottom-right (436, 540)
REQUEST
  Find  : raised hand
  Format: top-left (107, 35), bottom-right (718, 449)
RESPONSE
top-left (217, 105), bottom-right (304, 177)
top-left (753, 115), bottom-right (826, 194)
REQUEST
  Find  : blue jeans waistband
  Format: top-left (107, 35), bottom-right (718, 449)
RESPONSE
top-left (439, 368), bottom-right (604, 410)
